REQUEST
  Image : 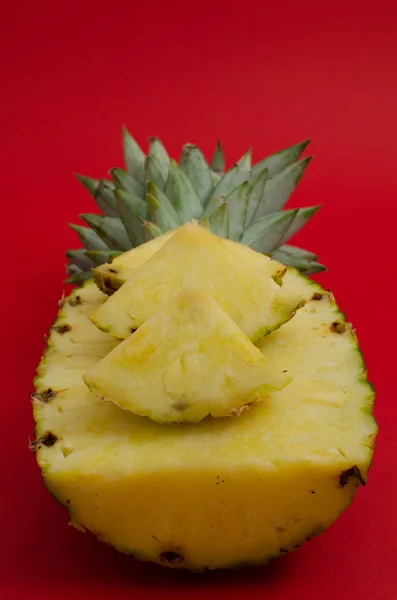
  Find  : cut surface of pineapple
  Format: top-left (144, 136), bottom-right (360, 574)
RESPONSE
top-left (84, 289), bottom-right (289, 423)
top-left (93, 224), bottom-right (287, 294)
top-left (32, 271), bottom-right (376, 571)
top-left (89, 222), bottom-right (302, 341)
top-left (93, 230), bottom-right (175, 294)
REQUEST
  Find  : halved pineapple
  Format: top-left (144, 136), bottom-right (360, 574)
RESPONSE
top-left (84, 289), bottom-right (289, 423)
top-left (89, 222), bottom-right (302, 341)
top-left (31, 270), bottom-right (376, 571)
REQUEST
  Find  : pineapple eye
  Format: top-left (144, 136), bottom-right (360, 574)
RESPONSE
top-left (160, 551), bottom-right (184, 564)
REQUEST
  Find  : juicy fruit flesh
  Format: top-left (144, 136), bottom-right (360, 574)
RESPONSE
top-left (93, 230), bottom-right (175, 294)
top-left (89, 223), bottom-right (302, 340)
top-left (93, 225), bottom-right (287, 294)
top-left (84, 289), bottom-right (289, 423)
top-left (32, 271), bottom-right (376, 570)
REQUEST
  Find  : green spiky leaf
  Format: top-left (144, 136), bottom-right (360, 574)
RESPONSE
top-left (67, 129), bottom-right (324, 283)
top-left (65, 264), bottom-right (92, 285)
top-left (145, 156), bottom-right (167, 189)
top-left (245, 167), bottom-right (269, 227)
top-left (110, 168), bottom-right (144, 197)
top-left (180, 144), bottom-right (213, 205)
top-left (79, 214), bottom-right (131, 251)
top-left (65, 249), bottom-right (95, 271)
top-left (271, 245), bottom-right (326, 274)
top-left (208, 202), bottom-right (229, 238)
top-left (226, 182), bottom-right (249, 241)
top-left (93, 181), bottom-right (119, 217)
top-left (122, 127), bottom-right (145, 184)
top-left (251, 139), bottom-right (310, 179)
top-left (85, 250), bottom-right (122, 266)
top-left (241, 209), bottom-right (298, 253)
top-left (68, 224), bottom-right (109, 250)
top-left (272, 244), bottom-right (318, 261)
top-left (165, 160), bottom-right (203, 221)
top-left (75, 174), bottom-right (100, 197)
top-left (254, 157), bottom-right (312, 219)
top-left (211, 150), bottom-right (251, 199)
top-left (279, 205), bottom-right (321, 245)
top-left (146, 182), bottom-right (180, 231)
top-left (141, 220), bottom-right (164, 242)
top-left (211, 171), bottom-right (222, 186)
top-left (149, 137), bottom-right (170, 183)
top-left (203, 194), bottom-right (225, 218)
top-left (115, 189), bottom-right (147, 246)
top-left (210, 140), bottom-right (225, 174)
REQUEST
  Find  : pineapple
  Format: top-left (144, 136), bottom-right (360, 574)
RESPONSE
top-left (67, 128), bottom-right (325, 291)
top-left (89, 223), bottom-right (302, 341)
top-left (30, 130), bottom-right (377, 571)
top-left (84, 288), bottom-right (289, 423)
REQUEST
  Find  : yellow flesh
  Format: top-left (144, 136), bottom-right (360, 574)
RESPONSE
top-left (33, 271), bottom-right (376, 570)
top-left (84, 289), bottom-right (289, 423)
top-left (90, 223), bottom-right (302, 340)
top-left (93, 230), bottom-right (175, 291)
top-left (92, 224), bottom-right (286, 293)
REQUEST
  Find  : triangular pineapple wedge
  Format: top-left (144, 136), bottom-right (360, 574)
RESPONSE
top-left (84, 289), bottom-right (289, 423)
top-left (93, 230), bottom-right (175, 294)
top-left (93, 223), bottom-right (286, 294)
top-left (90, 222), bottom-right (303, 340)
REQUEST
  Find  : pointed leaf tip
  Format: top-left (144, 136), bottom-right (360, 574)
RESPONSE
top-left (241, 209), bottom-right (299, 254)
top-left (251, 139), bottom-right (312, 180)
top-left (210, 139), bottom-right (225, 174)
top-left (115, 188), bottom-right (147, 246)
top-left (180, 144), bottom-right (213, 205)
top-left (79, 214), bottom-right (131, 251)
top-left (166, 159), bottom-right (203, 221)
top-left (253, 156), bottom-right (313, 219)
top-left (122, 127), bottom-right (146, 184)
top-left (74, 174), bottom-right (99, 197)
top-left (236, 148), bottom-right (252, 171)
top-left (110, 167), bottom-right (144, 197)
top-left (279, 204), bottom-right (321, 245)
top-left (68, 223), bottom-right (109, 251)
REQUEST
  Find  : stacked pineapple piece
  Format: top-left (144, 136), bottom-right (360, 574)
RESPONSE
top-left (85, 222), bottom-right (300, 423)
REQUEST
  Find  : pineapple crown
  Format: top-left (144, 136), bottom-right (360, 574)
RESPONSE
top-left (66, 127), bottom-right (325, 284)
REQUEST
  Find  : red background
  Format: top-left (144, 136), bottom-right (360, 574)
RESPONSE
top-left (1, 1), bottom-right (396, 598)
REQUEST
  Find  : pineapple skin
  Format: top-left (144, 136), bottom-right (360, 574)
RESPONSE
top-left (31, 275), bottom-right (377, 571)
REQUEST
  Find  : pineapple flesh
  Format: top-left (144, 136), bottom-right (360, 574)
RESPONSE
top-left (93, 230), bottom-right (175, 295)
top-left (89, 223), bottom-right (302, 341)
top-left (84, 289), bottom-right (289, 423)
top-left (32, 267), bottom-right (376, 571)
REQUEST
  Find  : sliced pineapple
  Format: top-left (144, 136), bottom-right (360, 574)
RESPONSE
top-left (93, 230), bottom-right (175, 294)
top-left (84, 289), bottom-right (289, 423)
top-left (31, 270), bottom-right (376, 571)
top-left (90, 222), bottom-right (302, 341)
top-left (93, 223), bottom-right (286, 294)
